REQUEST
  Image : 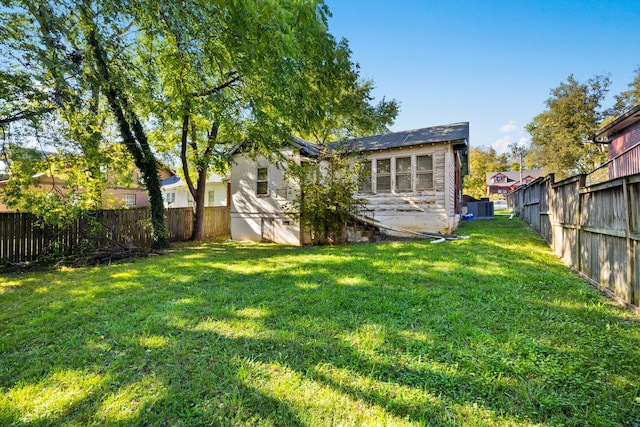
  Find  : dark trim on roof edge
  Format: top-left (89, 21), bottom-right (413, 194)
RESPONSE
top-left (590, 104), bottom-right (640, 143)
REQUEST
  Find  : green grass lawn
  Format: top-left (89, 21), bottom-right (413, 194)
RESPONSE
top-left (1, 217), bottom-right (639, 426)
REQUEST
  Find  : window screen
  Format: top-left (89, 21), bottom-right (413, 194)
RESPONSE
top-left (376, 159), bottom-right (391, 192)
top-left (395, 157), bottom-right (412, 191)
top-left (416, 155), bottom-right (433, 190)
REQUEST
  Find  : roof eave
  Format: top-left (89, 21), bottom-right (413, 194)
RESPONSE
top-left (590, 104), bottom-right (640, 143)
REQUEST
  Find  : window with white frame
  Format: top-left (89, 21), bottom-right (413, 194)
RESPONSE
top-left (376, 159), bottom-right (391, 192)
top-left (395, 157), bottom-right (412, 192)
top-left (416, 155), bottom-right (433, 190)
top-left (359, 160), bottom-right (372, 192)
top-left (257, 167), bottom-right (268, 196)
top-left (165, 192), bottom-right (176, 205)
top-left (207, 190), bottom-right (215, 206)
top-left (124, 194), bottom-right (136, 207)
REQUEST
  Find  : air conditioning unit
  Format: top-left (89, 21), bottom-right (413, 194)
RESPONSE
top-left (466, 199), bottom-right (494, 219)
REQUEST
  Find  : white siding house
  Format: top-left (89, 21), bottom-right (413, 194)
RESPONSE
top-left (335, 122), bottom-right (469, 236)
top-left (230, 140), bottom-right (321, 245)
top-left (161, 174), bottom-right (228, 208)
top-left (229, 123), bottom-right (469, 244)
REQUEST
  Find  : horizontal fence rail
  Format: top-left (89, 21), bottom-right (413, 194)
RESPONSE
top-left (508, 172), bottom-right (639, 307)
top-left (586, 143), bottom-right (640, 187)
top-left (0, 206), bottom-right (230, 264)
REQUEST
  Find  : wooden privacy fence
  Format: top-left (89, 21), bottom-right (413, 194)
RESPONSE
top-left (0, 206), bottom-right (230, 263)
top-left (508, 173), bottom-right (640, 307)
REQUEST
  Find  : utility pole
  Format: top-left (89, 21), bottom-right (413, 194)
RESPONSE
top-left (509, 142), bottom-right (526, 185)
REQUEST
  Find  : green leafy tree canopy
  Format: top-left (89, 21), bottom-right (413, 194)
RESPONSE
top-left (526, 74), bottom-right (609, 179)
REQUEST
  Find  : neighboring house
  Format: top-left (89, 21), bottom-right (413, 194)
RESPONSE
top-left (103, 165), bottom-right (176, 209)
top-left (160, 174), bottom-right (229, 208)
top-left (0, 163), bottom-right (175, 212)
top-left (485, 169), bottom-right (544, 196)
top-left (230, 122), bottom-right (469, 245)
top-left (589, 103), bottom-right (640, 180)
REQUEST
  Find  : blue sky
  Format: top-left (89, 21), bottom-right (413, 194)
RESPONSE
top-left (325, 0), bottom-right (640, 153)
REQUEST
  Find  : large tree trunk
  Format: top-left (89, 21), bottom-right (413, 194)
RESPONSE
top-left (180, 114), bottom-right (218, 241)
top-left (191, 167), bottom-right (208, 240)
top-left (139, 150), bottom-right (169, 248)
top-left (85, 21), bottom-right (169, 249)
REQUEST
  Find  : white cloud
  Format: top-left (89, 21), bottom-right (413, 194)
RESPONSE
top-left (492, 121), bottom-right (531, 154)
top-left (499, 120), bottom-right (517, 134)
top-left (493, 135), bottom-right (513, 154)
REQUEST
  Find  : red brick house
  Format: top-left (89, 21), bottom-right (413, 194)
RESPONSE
top-left (590, 103), bottom-right (640, 180)
top-left (485, 170), bottom-right (544, 196)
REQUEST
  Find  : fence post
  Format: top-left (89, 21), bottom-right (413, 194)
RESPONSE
top-left (548, 175), bottom-right (556, 254)
top-left (623, 176), bottom-right (634, 303)
top-left (576, 174), bottom-right (586, 273)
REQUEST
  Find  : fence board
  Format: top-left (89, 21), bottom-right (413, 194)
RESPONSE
top-left (509, 173), bottom-right (639, 308)
top-left (166, 208), bottom-right (193, 241)
top-left (0, 206), bottom-right (230, 264)
top-left (634, 240), bottom-right (639, 306)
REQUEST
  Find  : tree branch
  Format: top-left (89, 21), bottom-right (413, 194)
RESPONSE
top-left (0, 107), bottom-right (56, 125)
top-left (192, 74), bottom-right (242, 97)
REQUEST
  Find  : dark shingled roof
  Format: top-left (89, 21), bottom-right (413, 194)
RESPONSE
top-left (291, 136), bottom-right (326, 158)
top-left (330, 122), bottom-right (469, 152)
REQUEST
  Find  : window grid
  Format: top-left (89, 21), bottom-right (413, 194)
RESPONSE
top-left (376, 159), bottom-right (391, 192)
top-left (395, 157), bottom-right (412, 192)
top-left (360, 161), bottom-right (372, 192)
top-left (124, 194), bottom-right (136, 207)
top-left (416, 155), bottom-right (433, 190)
top-left (257, 167), bottom-right (268, 196)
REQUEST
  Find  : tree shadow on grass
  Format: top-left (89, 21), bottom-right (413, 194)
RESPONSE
top-left (2, 231), bottom-right (640, 425)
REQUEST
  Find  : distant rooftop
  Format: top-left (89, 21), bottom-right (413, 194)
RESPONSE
top-left (486, 169), bottom-right (545, 185)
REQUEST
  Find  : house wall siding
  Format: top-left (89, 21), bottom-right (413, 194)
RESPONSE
top-left (606, 120), bottom-right (640, 180)
top-left (103, 187), bottom-right (149, 208)
top-left (229, 142), bottom-right (464, 243)
top-left (609, 120), bottom-right (640, 157)
top-left (162, 182), bottom-right (228, 208)
top-left (230, 151), bottom-right (301, 245)
top-left (358, 144), bottom-right (457, 235)
top-left (446, 150), bottom-right (455, 216)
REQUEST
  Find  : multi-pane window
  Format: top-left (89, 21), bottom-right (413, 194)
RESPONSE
top-left (416, 155), bottom-right (433, 190)
top-left (359, 160), bottom-right (372, 192)
top-left (124, 194), bottom-right (136, 207)
top-left (207, 190), bottom-right (215, 206)
top-left (165, 192), bottom-right (176, 205)
top-left (257, 167), bottom-right (268, 196)
top-left (395, 157), bottom-right (412, 192)
top-left (376, 159), bottom-right (391, 192)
